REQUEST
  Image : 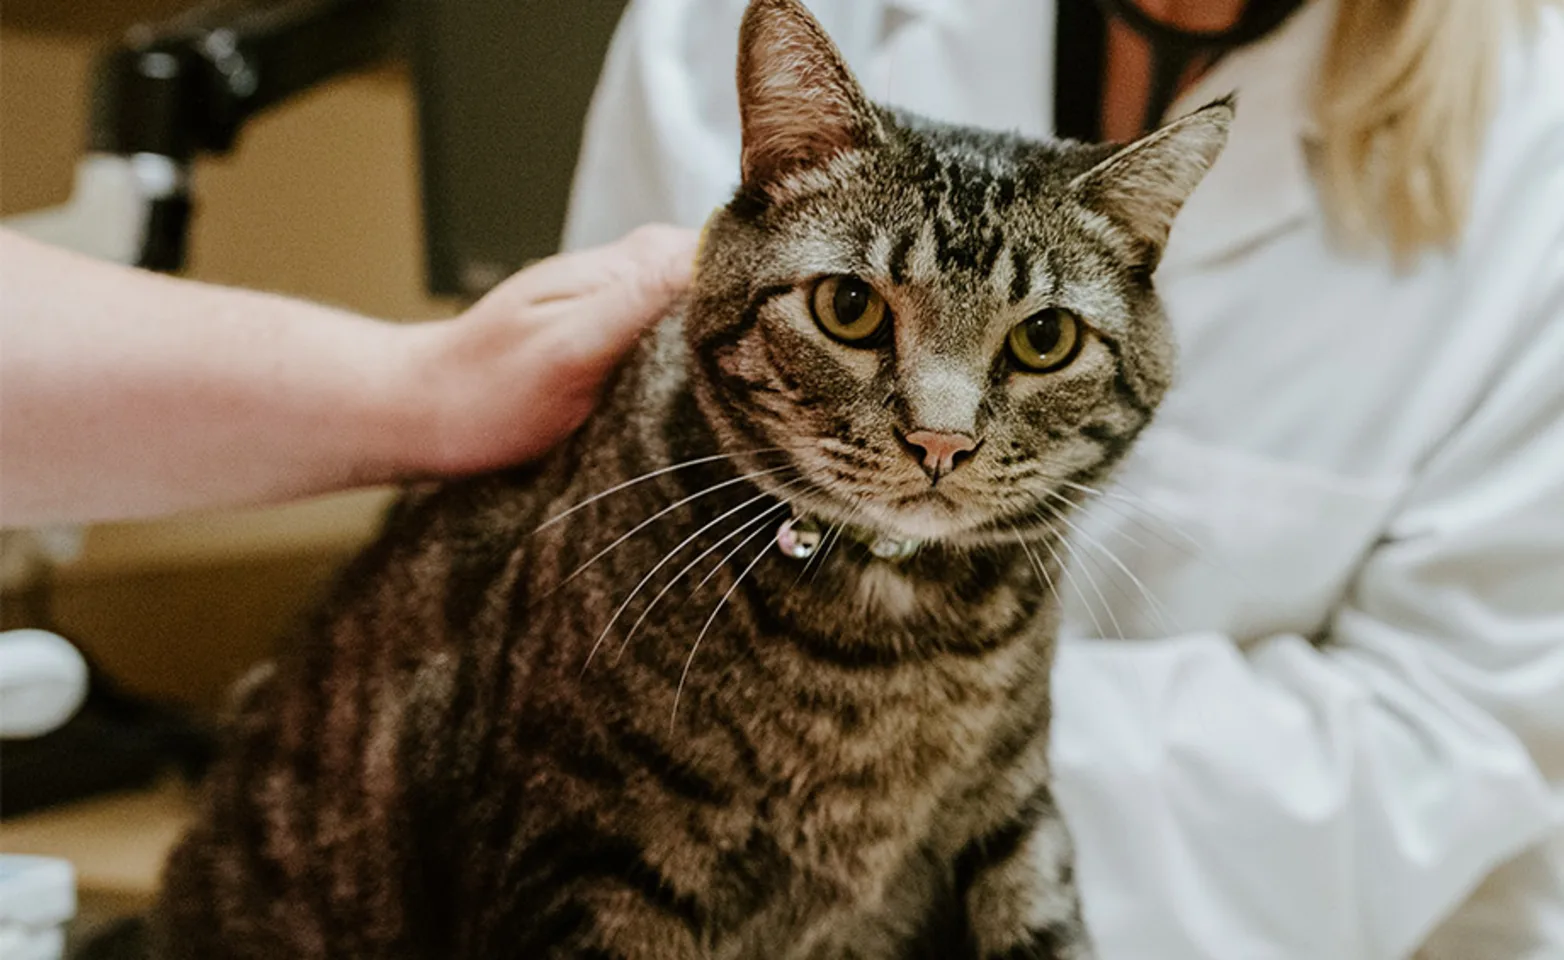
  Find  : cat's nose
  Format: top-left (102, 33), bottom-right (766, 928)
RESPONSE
top-left (900, 429), bottom-right (979, 483)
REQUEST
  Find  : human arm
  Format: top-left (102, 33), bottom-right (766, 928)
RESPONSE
top-left (0, 225), bottom-right (695, 527)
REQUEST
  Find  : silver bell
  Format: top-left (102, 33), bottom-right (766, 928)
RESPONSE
top-left (776, 516), bottom-right (823, 559)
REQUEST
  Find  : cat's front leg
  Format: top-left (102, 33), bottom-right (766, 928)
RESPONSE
top-left (471, 877), bottom-right (711, 960)
top-left (957, 784), bottom-right (1093, 960)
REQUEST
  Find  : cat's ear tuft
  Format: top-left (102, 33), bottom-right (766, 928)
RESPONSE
top-left (1069, 95), bottom-right (1235, 266)
top-left (737, 0), bottom-right (882, 190)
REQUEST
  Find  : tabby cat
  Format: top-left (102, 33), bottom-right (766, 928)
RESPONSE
top-left (153, 1), bottom-right (1231, 957)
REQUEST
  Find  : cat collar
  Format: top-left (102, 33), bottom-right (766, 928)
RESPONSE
top-left (775, 514), bottom-right (921, 563)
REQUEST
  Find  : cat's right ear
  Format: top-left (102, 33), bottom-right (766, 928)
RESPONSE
top-left (1069, 95), bottom-right (1235, 268)
top-left (737, 0), bottom-right (883, 193)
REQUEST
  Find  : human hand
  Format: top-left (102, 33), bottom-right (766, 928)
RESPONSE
top-left (400, 225), bottom-right (698, 475)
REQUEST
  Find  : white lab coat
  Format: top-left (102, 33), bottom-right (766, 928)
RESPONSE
top-left (562, 1), bottom-right (1564, 957)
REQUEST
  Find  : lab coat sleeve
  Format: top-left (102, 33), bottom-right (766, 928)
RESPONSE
top-left (1050, 187), bottom-right (1564, 960)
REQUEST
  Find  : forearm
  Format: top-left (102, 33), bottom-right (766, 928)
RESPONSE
top-left (0, 230), bottom-right (429, 526)
top-left (1, 223), bottom-right (695, 526)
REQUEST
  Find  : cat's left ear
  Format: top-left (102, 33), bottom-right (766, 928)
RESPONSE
top-left (737, 0), bottom-right (884, 192)
top-left (1069, 95), bottom-right (1235, 267)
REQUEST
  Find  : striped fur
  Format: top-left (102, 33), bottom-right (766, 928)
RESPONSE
top-left (153, 2), bottom-right (1229, 957)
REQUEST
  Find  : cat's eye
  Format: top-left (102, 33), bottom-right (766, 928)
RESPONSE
top-left (810, 275), bottom-right (889, 345)
top-left (1008, 308), bottom-right (1083, 372)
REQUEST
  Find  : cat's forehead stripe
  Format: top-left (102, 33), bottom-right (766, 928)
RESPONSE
top-left (986, 246), bottom-right (1013, 301)
top-left (865, 221), bottom-right (1055, 308)
top-left (1070, 280), bottom-right (1126, 328)
top-left (864, 230), bottom-right (896, 279)
top-left (887, 231), bottom-right (916, 287)
top-left (988, 245), bottom-right (1018, 303)
top-left (908, 219), bottom-right (941, 284)
top-left (1008, 246), bottom-right (1031, 303)
top-left (765, 150), bottom-right (1136, 334)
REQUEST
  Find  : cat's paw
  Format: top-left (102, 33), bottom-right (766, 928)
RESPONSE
top-left (959, 789), bottom-right (1092, 960)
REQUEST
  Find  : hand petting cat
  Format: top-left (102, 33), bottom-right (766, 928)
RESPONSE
top-left (0, 225), bottom-right (696, 526)
top-left (406, 224), bottom-right (698, 477)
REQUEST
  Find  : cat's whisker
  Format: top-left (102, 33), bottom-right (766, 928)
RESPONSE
top-left (1059, 480), bottom-right (1196, 546)
top-left (693, 502), bottom-right (777, 592)
top-left (533, 448), bottom-right (788, 533)
top-left (1004, 453), bottom-right (1185, 536)
top-left (614, 499), bottom-right (795, 665)
top-left (1043, 471), bottom-right (1204, 555)
top-left (1038, 491), bottom-right (1177, 637)
top-left (778, 493), bottom-right (864, 598)
top-left (788, 518), bottom-right (837, 593)
top-left (1026, 516), bottom-right (1121, 641)
top-left (672, 521), bottom-right (778, 731)
top-left (1050, 477), bottom-right (1252, 587)
top-left (810, 505), bottom-right (859, 585)
top-left (1048, 476), bottom-right (1104, 498)
top-left (814, 523), bottom-right (847, 580)
top-left (551, 464), bottom-right (796, 593)
top-left (1075, 503), bottom-right (1159, 557)
top-left (1010, 525), bottom-right (1061, 608)
top-left (1061, 533), bottom-right (1172, 636)
top-left (1006, 455), bottom-right (1219, 575)
top-left (584, 481), bottom-right (806, 674)
top-left (1056, 536), bottom-right (1128, 642)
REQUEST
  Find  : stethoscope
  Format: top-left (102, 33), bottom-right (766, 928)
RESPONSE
top-left (1089, 0), bottom-right (1308, 132)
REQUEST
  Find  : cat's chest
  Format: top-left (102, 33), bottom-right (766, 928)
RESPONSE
top-left (719, 600), bottom-right (1047, 864)
top-left (524, 497), bottom-right (1055, 892)
top-left (663, 537), bottom-right (1052, 799)
top-left (710, 634), bottom-right (1046, 958)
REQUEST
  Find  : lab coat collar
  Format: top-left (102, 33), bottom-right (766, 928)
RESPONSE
top-left (1157, 0), bottom-right (1331, 274)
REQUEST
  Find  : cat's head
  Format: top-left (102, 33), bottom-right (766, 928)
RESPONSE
top-left (686, 0), bottom-right (1230, 546)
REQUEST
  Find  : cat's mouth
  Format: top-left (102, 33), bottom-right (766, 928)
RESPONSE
top-left (759, 447), bottom-right (1052, 546)
top-left (787, 484), bottom-right (984, 544)
top-left (889, 489), bottom-right (965, 522)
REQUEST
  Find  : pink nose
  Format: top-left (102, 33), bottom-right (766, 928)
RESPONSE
top-left (901, 430), bottom-right (979, 482)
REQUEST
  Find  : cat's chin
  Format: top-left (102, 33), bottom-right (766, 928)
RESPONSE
top-left (782, 480), bottom-right (1046, 547)
top-left (807, 494), bottom-right (989, 545)
top-left (794, 494), bottom-right (1062, 553)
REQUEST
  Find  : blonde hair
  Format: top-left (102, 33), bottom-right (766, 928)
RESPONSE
top-left (1312, 0), bottom-right (1546, 257)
